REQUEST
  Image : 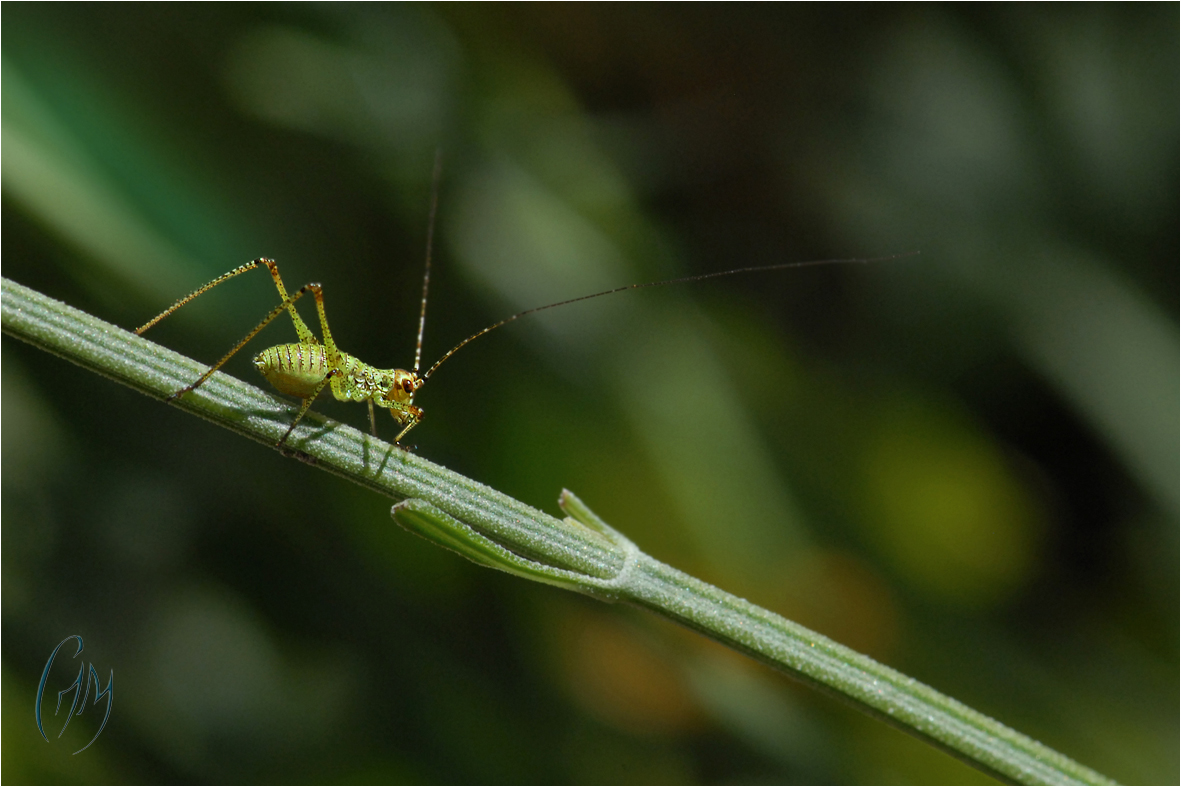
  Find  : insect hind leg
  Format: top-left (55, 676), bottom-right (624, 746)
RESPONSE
top-left (168, 281), bottom-right (324, 401)
top-left (137, 260), bottom-right (265, 335)
top-left (257, 259), bottom-right (318, 346)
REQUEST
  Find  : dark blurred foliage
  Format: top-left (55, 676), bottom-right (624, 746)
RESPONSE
top-left (3, 4), bottom-right (1176, 783)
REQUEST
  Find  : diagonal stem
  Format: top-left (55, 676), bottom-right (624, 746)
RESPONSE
top-left (1, 277), bottom-right (1113, 786)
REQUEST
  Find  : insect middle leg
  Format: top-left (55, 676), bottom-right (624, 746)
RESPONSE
top-left (276, 368), bottom-right (343, 446)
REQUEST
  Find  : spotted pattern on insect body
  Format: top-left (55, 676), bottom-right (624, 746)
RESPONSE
top-left (334, 358), bottom-right (424, 431)
top-left (252, 344), bottom-right (424, 432)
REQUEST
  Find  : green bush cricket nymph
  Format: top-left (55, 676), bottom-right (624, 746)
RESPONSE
top-left (136, 190), bottom-right (907, 448)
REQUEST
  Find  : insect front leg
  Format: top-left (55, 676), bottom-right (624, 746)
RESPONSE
top-left (390, 404), bottom-right (424, 445)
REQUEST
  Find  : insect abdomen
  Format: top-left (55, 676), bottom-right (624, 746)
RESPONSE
top-left (254, 343), bottom-right (330, 398)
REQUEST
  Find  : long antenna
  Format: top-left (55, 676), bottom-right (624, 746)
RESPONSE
top-left (413, 149), bottom-right (443, 374)
top-left (422, 251), bottom-right (917, 381)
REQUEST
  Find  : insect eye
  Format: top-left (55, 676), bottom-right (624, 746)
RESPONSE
top-left (402, 379), bottom-right (414, 393)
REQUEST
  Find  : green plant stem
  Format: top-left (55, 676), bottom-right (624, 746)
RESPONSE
top-left (2, 277), bottom-right (1113, 785)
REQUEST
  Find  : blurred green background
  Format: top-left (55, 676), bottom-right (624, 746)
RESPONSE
top-left (3, 5), bottom-right (1176, 783)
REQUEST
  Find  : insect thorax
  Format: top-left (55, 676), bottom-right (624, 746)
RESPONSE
top-left (333, 354), bottom-right (416, 405)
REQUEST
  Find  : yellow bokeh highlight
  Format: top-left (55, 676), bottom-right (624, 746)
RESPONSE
top-left (860, 397), bottom-right (1042, 606)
